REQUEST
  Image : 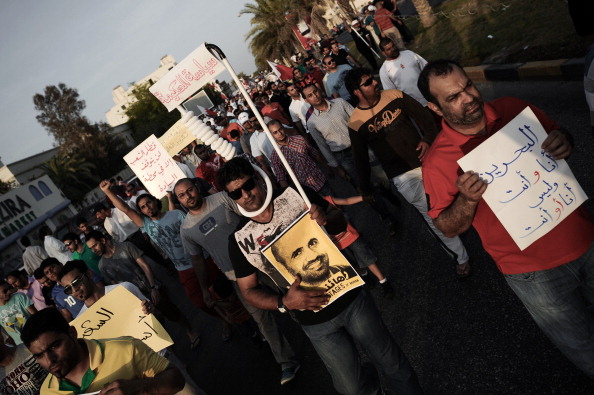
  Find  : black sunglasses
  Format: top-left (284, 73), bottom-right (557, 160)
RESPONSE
top-left (63, 275), bottom-right (84, 295)
top-left (359, 77), bottom-right (374, 87)
top-left (227, 177), bottom-right (257, 200)
top-left (324, 59), bottom-right (335, 65)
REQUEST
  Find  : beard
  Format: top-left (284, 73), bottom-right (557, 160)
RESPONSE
top-left (294, 254), bottom-right (331, 284)
top-left (442, 96), bottom-right (485, 126)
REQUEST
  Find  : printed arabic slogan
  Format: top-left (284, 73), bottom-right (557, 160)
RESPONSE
top-left (70, 286), bottom-right (173, 352)
top-left (262, 212), bottom-right (364, 309)
top-left (149, 43), bottom-right (226, 112)
top-left (158, 119), bottom-right (196, 157)
top-left (457, 107), bottom-right (588, 250)
top-left (124, 135), bottom-right (185, 199)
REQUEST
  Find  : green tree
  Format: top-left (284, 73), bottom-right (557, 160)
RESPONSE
top-left (240, 0), bottom-right (316, 69)
top-left (33, 83), bottom-right (127, 180)
top-left (40, 153), bottom-right (98, 204)
top-left (0, 180), bottom-right (17, 195)
top-left (124, 82), bottom-right (181, 143)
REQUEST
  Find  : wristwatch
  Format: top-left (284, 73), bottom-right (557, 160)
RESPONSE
top-left (277, 295), bottom-right (288, 313)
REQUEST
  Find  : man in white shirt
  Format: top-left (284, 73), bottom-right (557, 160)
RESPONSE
top-left (39, 226), bottom-right (71, 264)
top-left (287, 82), bottom-right (310, 136)
top-left (20, 236), bottom-right (48, 275)
top-left (379, 37), bottom-right (428, 106)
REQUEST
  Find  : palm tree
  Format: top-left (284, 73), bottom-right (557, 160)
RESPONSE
top-left (40, 153), bottom-right (98, 204)
top-left (240, 0), bottom-right (330, 68)
top-left (410, 0), bottom-right (437, 28)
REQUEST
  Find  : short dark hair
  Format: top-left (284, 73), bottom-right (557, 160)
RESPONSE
top-left (75, 216), bottom-right (88, 228)
top-left (21, 308), bottom-right (71, 348)
top-left (40, 257), bottom-right (61, 271)
top-left (20, 236), bottom-right (31, 247)
top-left (217, 157), bottom-right (256, 192)
top-left (58, 260), bottom-right (89, 282)
top-left (85, 230), bottom-right (106, 244)
top-left (91, 203), bottom-right (109, 215)
top-left (300, 83), bottom-right (318, 99)
top-left (33, 267), bottom-right (46, 280)
top-left (379, 37), bottom-right (394, 51)
top-left (136, 193), bottom-right (162, 212)
top-left (62, 232), bottom-right (79, 243)
top-left (173, 178), bottom-right (195, 195)
top-left (417, 59), bottom-right (463, 105)
top-left (38, 226), bottom-right (52, 239)
top-left (266, 119), bottom-right (282, 129)
top-left (230, 129), bottom-right (240, 139)
top-left (344, 67), bottom-right (373, 97)
top-left (6, 269), bottom-right (24, 280)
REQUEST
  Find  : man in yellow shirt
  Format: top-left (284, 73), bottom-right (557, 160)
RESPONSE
top-left (21, 308), bottom-right (185, 394)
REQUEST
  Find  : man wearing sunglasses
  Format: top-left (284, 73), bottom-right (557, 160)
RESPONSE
top-left (57, 260), bottom-right (151, 317)
top-left (322, 55), bottom-right (353, 101)
top-left (40, 258), bottom-right (100, 322)
top-left (61, 232), bottom-right (101, 278)
top-left (174, 177), bottom-right (301, 385)
top-left (220, 157), bottom-right (422, 394)
top-left (344, 67), bottom-right (471, 278)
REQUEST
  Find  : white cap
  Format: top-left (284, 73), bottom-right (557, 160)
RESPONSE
top-left (238, 112), bottom-right (250, 125)
top-left (368, 5), bottom-right (376, 11)
top-left (351, 19), bottom-right (360, 26)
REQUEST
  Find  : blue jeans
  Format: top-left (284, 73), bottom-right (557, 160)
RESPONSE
top-left (301, 289), bottom-right (423, 395)
top-left (504, 241), bottom-right (594, 378)
top-left (334, 148), bottom-right (358, 185)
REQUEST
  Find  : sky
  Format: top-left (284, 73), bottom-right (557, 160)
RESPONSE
top-left (0, 1), bottom-right (258, 164)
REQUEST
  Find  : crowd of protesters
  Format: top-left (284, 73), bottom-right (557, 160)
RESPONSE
top-left (1, 0), bottom-right (593, 393)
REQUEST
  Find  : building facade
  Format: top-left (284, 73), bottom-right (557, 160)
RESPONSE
top-left (105, 55), bottom-right (177, 127)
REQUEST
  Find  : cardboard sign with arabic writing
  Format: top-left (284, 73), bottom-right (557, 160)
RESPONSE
top-left (158, 119), bottom-right (196, 157)
top-left (149, 43), bottom-right (225, 112)
top-left (70, 286), bottom-right (173, 352)
top-left (124, 134), bottom-right (185, 198)
top-left (457, 107), bottom-right (587, 250)
top-left (262, 212), bottom-right (364, 309)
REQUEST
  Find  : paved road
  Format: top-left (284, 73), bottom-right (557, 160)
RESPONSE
top-left (163, 80), bottom-right (594, 394)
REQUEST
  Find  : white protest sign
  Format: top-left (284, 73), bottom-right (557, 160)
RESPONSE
top-left (124, 135), bottom-right (185, 199)
top-left (457, 107), bottom-right (587, 250)
top-left (149, 43), bottom-right (225, 112)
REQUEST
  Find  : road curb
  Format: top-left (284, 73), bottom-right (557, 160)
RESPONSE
top-left (463, 58), bottom-right (584, 82)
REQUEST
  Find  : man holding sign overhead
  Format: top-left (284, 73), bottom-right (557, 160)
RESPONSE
top-left (418, 59), bottom-right (594, 377)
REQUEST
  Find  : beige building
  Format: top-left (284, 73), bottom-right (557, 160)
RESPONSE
top-left (106, 54), bottom-right (177, 127)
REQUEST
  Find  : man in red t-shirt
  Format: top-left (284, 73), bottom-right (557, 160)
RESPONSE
top-left (218, 116), bottom-right (243, 142)
top-left (195, 144), bottom-right (224, 191)
top-left (418, 59), bottom-right (594, 378)
top-left (260, 95), bottom-right (291, 126)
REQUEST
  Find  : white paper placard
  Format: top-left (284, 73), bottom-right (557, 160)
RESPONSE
top-left (124, 135), bottom-right (185, 198)
top-left (149, 43), bottom-right (225, 112)
top-left (457, 107), bottom-right (587, 250)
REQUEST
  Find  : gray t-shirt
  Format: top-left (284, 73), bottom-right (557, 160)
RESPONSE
top-left (324, 64), bottom-right (352, 99)
top-left (181, 192), bottom-right (240, 279)
top-left (98, 242), bottom-right (151, 295)
top-left (142, 210), bottom-right (193, 271)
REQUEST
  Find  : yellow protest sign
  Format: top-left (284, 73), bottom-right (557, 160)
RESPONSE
top-left (158, 119), bottom-right (196, 157)
top-left (70, 286), bottom-right (173, 352)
